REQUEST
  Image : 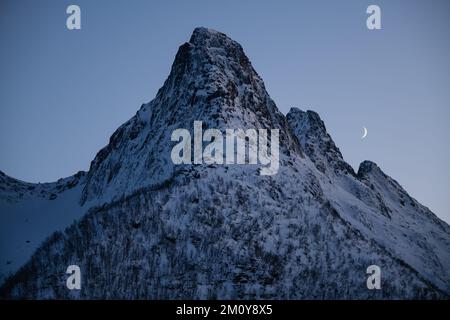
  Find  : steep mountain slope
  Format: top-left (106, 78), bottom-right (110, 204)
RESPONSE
top-left (0, 28), bottom-right (448, 299)
top-left (0, 171), bottom-right (86, 284)
top-left (80, 27), bottom-right (299, 207)
top-left (287, 109), bottom-right (450, 293)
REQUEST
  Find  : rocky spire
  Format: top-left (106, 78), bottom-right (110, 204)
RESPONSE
top-left (81, 28), bottom-right (300, 205)
top-left (286, 108), bottom-right (355, 176)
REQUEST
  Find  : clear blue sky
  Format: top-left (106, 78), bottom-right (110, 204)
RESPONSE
top-left (1, 0), bottom-right (449, 223)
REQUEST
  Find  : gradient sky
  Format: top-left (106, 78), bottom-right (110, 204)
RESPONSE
top-left (1, 0), bottom-right (449, 223)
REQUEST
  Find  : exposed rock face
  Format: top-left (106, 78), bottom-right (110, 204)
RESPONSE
top-left (80, 27), bottom-right (299, 207)
top-left (286, 109), bottom-right (354, 176)
top-left (1, 28), bottom-right (449, 299)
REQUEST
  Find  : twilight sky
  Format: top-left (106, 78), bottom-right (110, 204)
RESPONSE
top-left (0, 0), bottom-right (449, 223)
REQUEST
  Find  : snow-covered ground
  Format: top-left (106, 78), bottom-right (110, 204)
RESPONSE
top-left (0, 173), bottom-right (86, 285)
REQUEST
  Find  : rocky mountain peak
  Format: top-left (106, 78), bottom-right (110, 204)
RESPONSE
top-left (80, 28), bottom-right (300, 205)
top-left (189, 27), bottom-right (242, 51)
top-left (287, 108), bottom-right (354, 176)
top-left (148, 27), bottom-right (289, 132)
top-left (1, 27), bottom-right (450, 299)
top-left (357, 160), bottom-right (381, 177)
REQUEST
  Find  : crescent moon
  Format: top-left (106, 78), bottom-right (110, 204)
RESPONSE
top-left (361, 127), bottom-right (368, 139)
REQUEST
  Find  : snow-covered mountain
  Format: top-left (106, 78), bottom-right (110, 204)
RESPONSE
top-left (0, 27), bottom-right (449, 299)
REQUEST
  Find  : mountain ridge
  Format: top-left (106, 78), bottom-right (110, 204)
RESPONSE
top-left (1, 27), bottom-right (449, 299)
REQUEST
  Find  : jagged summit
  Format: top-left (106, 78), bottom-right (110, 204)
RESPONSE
top-left (80, 27), bottom-right (300, 205)
top-left (287, 108), bottom-right (355, 176)
top-left (187, 27), bottom-right (253, 73)
top-left (358, 160), bottom-right (381, 176)
top-left (189, 27), bottom-right (240, 49)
